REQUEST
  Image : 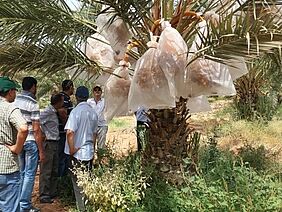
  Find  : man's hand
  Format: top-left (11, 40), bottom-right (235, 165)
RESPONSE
top-left (39, 151), bottom-right (45, 163)
top-left (69, 147), bottom-right (80, 156)
top-left (6, 144), bottom-right (20, 155)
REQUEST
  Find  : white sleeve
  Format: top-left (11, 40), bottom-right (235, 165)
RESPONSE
top-left (64, 111), bottom-right (78, 132)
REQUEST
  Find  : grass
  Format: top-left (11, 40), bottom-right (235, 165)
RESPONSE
top-left (108, 116), bottom-right (135, 130)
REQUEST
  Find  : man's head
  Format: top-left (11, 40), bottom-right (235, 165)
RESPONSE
top-left (51, 93), bottom-right (64, 110)
top-left (62, 80), bottom-right (74, 96)
top-left (92, 85), bottom-right (102, 101)
top-left (0, 76), bottom-right (20, 102)
top-left (22, 77), bottom-right (37, 95)
top-left (75, 86), bottom-right (89, 103)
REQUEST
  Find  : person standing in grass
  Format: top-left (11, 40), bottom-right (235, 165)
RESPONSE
top-left (87, 86), bottom-right (108, 151)
top-left (64, 86), bottom-right (98, 211)
top-left (135, 106), bottom-right (150, 151)
top-left (14, 76), bottom-right (45, 212)
top-left (0, 77), bottom-right (28, 212)
top-left (39, 93), bottom-right (64, 204)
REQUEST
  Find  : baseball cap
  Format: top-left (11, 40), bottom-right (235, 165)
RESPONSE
top-left (75, 86), bottom-right (89, 99)
top-left (0, 76), bottom-right (21, 92)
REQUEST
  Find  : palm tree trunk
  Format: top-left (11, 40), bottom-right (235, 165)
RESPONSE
top-left (144, 97), bottom-right (197, 179)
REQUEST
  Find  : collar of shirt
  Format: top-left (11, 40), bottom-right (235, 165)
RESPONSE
top-left (0, 96), bottom-right (7, 102)
top-left (48, 104), bottom-right (57, 113)
top-left (21, 90), bottom-right (36, 100)
top-left (60, 91), bottom-right (70, 99)
top-left (76, 101), bottom-right (91, 108)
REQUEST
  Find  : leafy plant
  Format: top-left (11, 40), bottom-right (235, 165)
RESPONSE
top-left (75, 153), bottom-right (151, 212)
top-left (234, 50), bottom-right (282, 121)
top-left (237, 144), bottom-right (272, 172)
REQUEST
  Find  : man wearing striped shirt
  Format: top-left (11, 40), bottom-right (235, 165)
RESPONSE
top-left (14, 77), bottom-right (45, 212)
top-left (0, 77), bottom-right (28, 212)
top-left (39, 93), bottom-right (64, 204)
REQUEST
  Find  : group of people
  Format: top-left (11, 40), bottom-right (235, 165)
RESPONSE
top-left (0, 76), bottom-right (108, 212)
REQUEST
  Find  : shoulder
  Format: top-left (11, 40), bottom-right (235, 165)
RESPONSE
top-left (16, 94), bottom-right (37, 104)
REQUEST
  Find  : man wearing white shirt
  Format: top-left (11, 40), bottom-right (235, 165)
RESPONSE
top-left (64, 86), bottom-right (98, 212)
top-left (87, 86), bottom-right (108, 150)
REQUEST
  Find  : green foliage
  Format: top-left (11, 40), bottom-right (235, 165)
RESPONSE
top-left (238, 144), bottom-right (271, 172)
top-left (72, 141), bottom-right (282, 212)
top-left (57, 175), bottom-right (76, 207)
top-left (234, 51), bottom-right (282, 121)
top-left (234, 92), bottom-right (278, 121)
top-left (75, 153), bottom-right (151, 212)
top-left (109, 118), bottom-right (133, 129)
top-left (136, 165), bottom-right (282, 212)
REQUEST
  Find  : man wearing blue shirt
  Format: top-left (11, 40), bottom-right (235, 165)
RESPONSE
top-left (64, 86), bottom-right (98, 211)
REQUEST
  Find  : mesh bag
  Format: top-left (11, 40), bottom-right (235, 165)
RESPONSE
top-left (186, 95), bottom-right (211, 113)
top-left (96, 13), bottom-right (130, 62)
top-left (157, 21), bottom-right (188, 98)
top-left (128, 36), bottom-right (175, 112)
top-left (104, 60), bottom-right (131, 122)
top-left (185, 58), bottom-right (236, 96)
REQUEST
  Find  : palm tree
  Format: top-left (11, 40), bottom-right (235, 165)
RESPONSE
top-left (0, 0), bottom-right (282, 176)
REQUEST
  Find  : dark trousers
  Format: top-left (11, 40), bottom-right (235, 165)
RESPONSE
top-left (58, 133), bottom-right (69, 177)
top-left (69, 157), bottom-right (93, 212)
top-left (39, 140), bottom-right (59, 199)
top-left (136, 121), bottom-right (149, 151)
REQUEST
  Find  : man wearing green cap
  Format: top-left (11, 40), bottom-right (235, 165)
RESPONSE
top-left (0, 76), bottom-right (28, 212)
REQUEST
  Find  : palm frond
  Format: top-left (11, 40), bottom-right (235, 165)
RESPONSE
top-left (0, 41), bottom-right (101, 77)
top-left (193, 1), bottom-right (282, 64)
top-left (0, 0), bottom-right (96, 45)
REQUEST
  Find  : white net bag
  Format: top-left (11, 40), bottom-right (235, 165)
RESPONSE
top-left (186, 96), bottom-right (211, 113)
top-left (128, 36), bottom-right (175, 112)
top-left (104, 60), bottom-right (131, 122)
top-left (157, 21), bottom-right (188, 98)
top-left (185, 58), bottom-right (236, 96)
top-left (224, 56), bottom-right (248, 80)
top-left (85, 33), bottom-right (116, 84)
top-left (96, 12), bottom-right (130, 62)
top-left (86, 33), bottom-right (116, 69)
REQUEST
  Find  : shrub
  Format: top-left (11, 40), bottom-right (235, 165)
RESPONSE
top-left (237, 144), bottom-right (271, 172)
top-left (75, 153), bottom-right (150, 212)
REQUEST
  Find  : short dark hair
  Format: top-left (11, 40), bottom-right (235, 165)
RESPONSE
top-left (62, 80), bottom-right (73, 91)
top-left (0, 90), bottom-right (9, 97)
top-left (22, 77), bottom-right (37, 91)
top-left (93, 86), bottom-right (102, 92)
top-left (51, 93), bottom-right (63, 106)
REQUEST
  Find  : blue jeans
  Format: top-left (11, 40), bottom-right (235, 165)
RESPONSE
top-left (0, 171), bottom-right (21, 212)
top-left (19, 140), bottom-right (38, 211)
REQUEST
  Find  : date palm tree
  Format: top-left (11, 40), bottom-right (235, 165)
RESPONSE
top-left (0, 0), bottom-right (282, 176)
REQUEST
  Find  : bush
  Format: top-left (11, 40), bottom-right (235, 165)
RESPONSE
top-left (237, 144), bottom-right (271, 172)
top-left (73, 143), bottom-right (282, 212)
top-left (75, 153), bottom-right (150, 212)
